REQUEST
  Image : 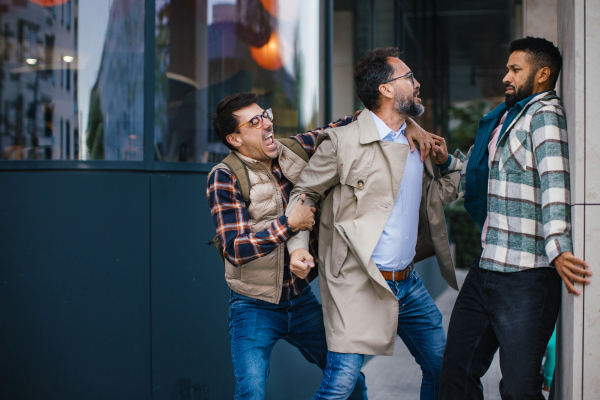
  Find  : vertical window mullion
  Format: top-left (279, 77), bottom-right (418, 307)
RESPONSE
top-left (144, 0), bottom-right (156, 170)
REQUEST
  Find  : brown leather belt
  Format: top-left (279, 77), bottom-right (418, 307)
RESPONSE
top-left (380, 262), bottom-right (414, 281)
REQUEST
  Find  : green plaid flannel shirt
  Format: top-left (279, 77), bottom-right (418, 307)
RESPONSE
top-left (444, 91), bottom-right (573, 272)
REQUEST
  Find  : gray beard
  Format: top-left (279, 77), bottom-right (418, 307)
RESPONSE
top-left (394, 94), bottom-right (424, 117)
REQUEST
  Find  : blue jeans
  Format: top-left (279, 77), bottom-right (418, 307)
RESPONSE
top-left (228, 285), bottom-right (368, 400)
top-left (439, 257), bottom-right (561, 400)
top-left (314, 270), bottom-right (446, 400)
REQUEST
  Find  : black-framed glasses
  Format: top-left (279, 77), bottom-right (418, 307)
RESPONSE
top-left (381, 71), bottom-right (415, 86)
top-left (234, 108), bottom-right (274, 131)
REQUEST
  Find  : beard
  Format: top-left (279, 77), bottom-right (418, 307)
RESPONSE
top-left (394, 91), bottom-right (424, 117)
top-left (505, 72), bottom-right (535, 108)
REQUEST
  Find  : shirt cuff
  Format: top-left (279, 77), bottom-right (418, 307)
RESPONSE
top-left (437, 155), bottom-right (452, 171)
top-left (547, 235), bottom-right (574, 265)
top-left (273, 215), bottom-right (295, 242)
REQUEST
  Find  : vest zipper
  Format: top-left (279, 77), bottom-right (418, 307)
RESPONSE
top-left (255, 161), bottom-right (284, 303)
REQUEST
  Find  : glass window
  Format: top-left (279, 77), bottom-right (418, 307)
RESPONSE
top-left (0, 0), bottom-right (145, 161)
top-left (154, 0), bottom-right (321, 163)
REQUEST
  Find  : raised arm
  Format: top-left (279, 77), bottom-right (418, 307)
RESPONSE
top-left (290, 113), bottom-right (358, 157)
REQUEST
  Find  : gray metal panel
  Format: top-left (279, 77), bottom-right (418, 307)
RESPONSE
top-left (150, 173), bottom-right (235, 399)
top-left (0, 171), bottom-right (151, 400)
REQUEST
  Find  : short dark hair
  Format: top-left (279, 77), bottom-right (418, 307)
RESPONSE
top-left (211, 92), bottom-right (258, 151)
top-left (508, 36), bottom-right (562, 87)
top-left (354, 47), bottom-right (401, 110)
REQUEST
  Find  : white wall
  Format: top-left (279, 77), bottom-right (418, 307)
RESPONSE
top-left (557, 0), bottom-right (600, 398)
top-left (523, 0), bottom-right (558, 44)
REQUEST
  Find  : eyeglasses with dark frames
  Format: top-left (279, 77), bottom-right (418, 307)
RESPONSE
top-left (381, 71), bottom-right (415, 86)
top-left (234, 108), bottom-right (274, 131)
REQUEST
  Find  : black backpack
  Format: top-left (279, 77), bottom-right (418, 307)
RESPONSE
top-left (210, 139), bottom-right (309, 264)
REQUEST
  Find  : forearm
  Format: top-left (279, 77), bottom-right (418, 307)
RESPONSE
top-left (433, 171), bottom-right (461, 206)
top-left (532, 108), bottom-right (573, 262)
top-left (286, 230), bottom-right (310, 253)
top-left (222, 215), bottom-right (294, 266)
top-left (539, 162), bottom-right (573, 263)
top-left (207, 168), bottom-right (294, 267)
top-left (439, 149), bottom-right (468, 199)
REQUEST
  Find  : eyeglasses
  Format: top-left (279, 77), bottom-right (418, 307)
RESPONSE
top-left (381, 71), bottom-right (415, 86)
top-left (234, 108), bottom-right (273, 131)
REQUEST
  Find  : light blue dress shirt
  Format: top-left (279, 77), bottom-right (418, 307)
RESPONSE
top-left (369, 111), bottom-right (423, 271)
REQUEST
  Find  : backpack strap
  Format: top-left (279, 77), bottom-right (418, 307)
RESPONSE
top-left (221, 152), bottom-right (251, 207)
top-left (278, 138), bottom-right (309, 163)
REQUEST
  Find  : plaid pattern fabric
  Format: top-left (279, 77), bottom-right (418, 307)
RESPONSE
top-left (444, 91), bottom-right (573, 272)
top-left (207, 114), bottom-right (356, 300)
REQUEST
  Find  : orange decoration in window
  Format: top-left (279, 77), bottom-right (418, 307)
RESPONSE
top-left (29, 0), bottom-right (70, 6)
top-left (259, 0), bottom-right (277, 17)
top-left (250, 31), bottom-right (283, 71)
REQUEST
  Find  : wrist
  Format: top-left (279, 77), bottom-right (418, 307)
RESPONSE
top-left (437, 155), bottom-right (452, 170)
top-left (285, 215), bottom-right (298, 233)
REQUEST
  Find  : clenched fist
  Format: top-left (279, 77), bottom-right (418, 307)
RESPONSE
top-left (290, 248), bottom-right (315, 279)
top-left (287, 194), bottom-right (316, 231)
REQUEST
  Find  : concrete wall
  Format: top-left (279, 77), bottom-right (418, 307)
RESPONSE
top-left (523, 0), bottom-right (557, 44)
top-left (557, 0), bottom-right (600, 398)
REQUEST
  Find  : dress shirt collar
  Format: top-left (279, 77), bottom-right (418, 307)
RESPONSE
top-left (370, 111), bottom-right (406, 142)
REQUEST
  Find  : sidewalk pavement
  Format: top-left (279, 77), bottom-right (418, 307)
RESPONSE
top-left (361, 269), bottom-right (504, 399)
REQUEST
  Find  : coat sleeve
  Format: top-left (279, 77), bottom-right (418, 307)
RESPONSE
top-left (439, 149), bottom-right (469, 201)
top-left (431, 170), bottom-right (461, 206)
top-left (286, 133), bottom-right (341, 253)
top-left (530, 104), bottom-right (573, 263)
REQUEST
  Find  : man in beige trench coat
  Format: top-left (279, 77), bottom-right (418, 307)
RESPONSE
top-left (285, 47), bottom-right (461, 399)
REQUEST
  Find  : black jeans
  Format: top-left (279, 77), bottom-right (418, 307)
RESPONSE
top-left (440, 257), bottom-right (561, 400)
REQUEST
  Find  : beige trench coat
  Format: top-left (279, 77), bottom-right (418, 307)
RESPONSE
top-left (286, 110), bottom-right (460, 356)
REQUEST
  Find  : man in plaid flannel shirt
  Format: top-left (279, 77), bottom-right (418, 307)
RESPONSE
top-left (207, 92), bottom-right (432, 399)
top-left (432, 38), bottom-right (592, 399)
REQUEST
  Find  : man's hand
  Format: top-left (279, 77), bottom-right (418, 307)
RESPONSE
top-left (554, 251), bottom-right (592, 295)
top-left (405, 118), bottom-right (435, 162)
top-left (290, 248), bottom-right (315, 279)
top-left (431, 135), bottom-right (449, 166)
top-left (287, 194), bottom-right (316, 231)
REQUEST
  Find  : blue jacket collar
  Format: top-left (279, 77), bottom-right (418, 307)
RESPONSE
top-left (482, 102), bottom-right (507, 121)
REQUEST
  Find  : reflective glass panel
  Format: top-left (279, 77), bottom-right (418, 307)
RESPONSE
top-left (154, 0), bottom-right (321, 163)
top-left (0, 0), bottom-right (145, 161)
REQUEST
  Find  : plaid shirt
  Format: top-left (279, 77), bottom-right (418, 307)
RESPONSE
top-left (444, 91), bottom-right (572, 272)
top-left (207, 114), bottom-right (357, 300)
